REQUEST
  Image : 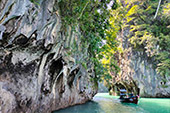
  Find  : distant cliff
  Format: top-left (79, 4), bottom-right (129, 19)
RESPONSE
top-left (112, 28), bottom-right (170, 97)
top-left (0, 0), bottom-right (97, 112)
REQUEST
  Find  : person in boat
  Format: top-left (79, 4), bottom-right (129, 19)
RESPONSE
top-left (128, 93), bottom-right (135, 102)
top-left (129, 93), bottom-right (134, 98)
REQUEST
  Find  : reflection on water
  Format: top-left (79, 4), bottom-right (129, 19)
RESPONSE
top-left (53, 93), bottom-right (170, 113)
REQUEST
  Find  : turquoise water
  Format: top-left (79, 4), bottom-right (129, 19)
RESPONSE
top-left (53, 93), bottom-right (170, 113)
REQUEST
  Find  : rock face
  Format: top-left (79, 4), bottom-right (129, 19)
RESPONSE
top-left (112, 29), bottom-right (170, 98)
top-left (0, 0), bottom-right (97, 112)
top-left (98, 82), bottom-right (108, 93)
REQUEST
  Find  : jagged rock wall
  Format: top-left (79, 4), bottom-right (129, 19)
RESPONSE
top-left (112, 28), bottom-right (170, 97)
top-left (0, 0), bottom-right (97, 113)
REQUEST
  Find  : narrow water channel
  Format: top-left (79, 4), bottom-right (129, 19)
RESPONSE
top-left (53, 93), bottom-right (170, 113)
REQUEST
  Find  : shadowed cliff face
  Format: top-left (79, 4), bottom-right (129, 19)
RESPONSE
top-left (0, 0), bottom-right (97, 112)
top-left (111, 28), bottom-right (170, 98)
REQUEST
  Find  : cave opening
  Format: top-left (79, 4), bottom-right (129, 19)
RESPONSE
top-left (49, 57), bottom-right (63, 82)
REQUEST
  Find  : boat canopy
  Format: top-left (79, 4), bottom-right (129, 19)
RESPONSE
top-left (120, 89), bottom-right (127, 92)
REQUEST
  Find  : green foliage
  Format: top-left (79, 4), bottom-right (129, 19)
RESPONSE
top-left (58, 0), bottom-right (120, 84)
top-left (112, 0), bottom-right (170, 77)
top-left (161, 84), bottom-right (169, 88)
top-left (82, 62), bottom-right (87, 70)
top-left (29, 0), bottom-right (40, 5)
top-left (95, 1), bottom-right (125, 87)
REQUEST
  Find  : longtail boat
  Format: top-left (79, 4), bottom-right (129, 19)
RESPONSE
top-left (119, 89), bottom-right (139, 104)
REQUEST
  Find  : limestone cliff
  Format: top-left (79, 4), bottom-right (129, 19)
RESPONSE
top-left (0, 0), bottom-right (97, 112)
top-left (111, 28), bottom-right (170, 98)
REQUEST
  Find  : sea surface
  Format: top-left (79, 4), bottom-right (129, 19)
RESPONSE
top-left (53, 93), bottom-right (170, 113)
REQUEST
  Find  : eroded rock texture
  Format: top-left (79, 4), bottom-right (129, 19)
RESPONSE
top-left (0, 0), bottom-right (97, 112)
top-left (111, 28), bottom-right (170, 98)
